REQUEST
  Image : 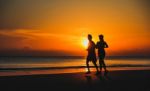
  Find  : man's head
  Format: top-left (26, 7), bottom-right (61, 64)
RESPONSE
top-left (88, 34), bottom-right (92, 41)
top-left (99, 34), bottom-right (104, 41)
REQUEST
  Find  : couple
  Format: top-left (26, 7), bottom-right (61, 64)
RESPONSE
top-left (86, 34), bottom-right (108, 75)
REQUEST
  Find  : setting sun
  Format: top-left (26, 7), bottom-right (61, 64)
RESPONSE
top-left (82, 39), bottom-right (88, 48)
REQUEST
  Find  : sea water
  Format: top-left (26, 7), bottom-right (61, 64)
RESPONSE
top-left (0, 57), bottom-right (150, 76)
top-left (0, 57), bottom-right (150, 69)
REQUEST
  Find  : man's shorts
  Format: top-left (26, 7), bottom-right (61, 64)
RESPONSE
top-left (87, 54), bottom-right (97, 62)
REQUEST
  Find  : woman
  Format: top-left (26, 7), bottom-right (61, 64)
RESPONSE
top-left (96, 34), bottom-right (108, 74)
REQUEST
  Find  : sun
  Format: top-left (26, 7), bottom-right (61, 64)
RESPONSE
top-left (82, 39), bottom-right (88, 48)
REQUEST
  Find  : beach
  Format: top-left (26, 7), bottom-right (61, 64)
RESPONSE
top-left (0, 57), bottom-right (150, 91)
top-left (0, 69), bottom-right (149, 91)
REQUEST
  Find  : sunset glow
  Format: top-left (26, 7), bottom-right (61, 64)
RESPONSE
top-left (0, 0), bottom-right (150, 56)
top-left (82, 39), bottom-right (89, 48)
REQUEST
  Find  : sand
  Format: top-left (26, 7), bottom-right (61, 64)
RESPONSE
top-left (0, 69), bottom-right (149, 91)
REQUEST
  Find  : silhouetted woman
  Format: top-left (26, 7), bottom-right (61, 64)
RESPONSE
top-left (96, 34), bottom-right (108, 74)
top-left (86, 34), bottom-right (99, 74)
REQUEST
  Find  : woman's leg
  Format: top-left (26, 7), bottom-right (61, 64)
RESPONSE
top-left (99, 59), bottom-right (103, 72)
top-left (102, 59), bottom-right (107, 71)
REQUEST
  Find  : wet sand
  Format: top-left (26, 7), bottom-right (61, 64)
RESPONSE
top-left (0, 69), bottom-right (149, 91)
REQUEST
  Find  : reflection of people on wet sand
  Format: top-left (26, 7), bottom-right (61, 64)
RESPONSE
top-left (86, 34), bottom-right (99, 75)
top-left (96, 34), bottom-right (108, 75)
top-left (85, 75), bottom-right (92, 87)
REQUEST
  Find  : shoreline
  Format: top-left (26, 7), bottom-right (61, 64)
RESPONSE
top-left (0, 67), bottom-right (150, 77)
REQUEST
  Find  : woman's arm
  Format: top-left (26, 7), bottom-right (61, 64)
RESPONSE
top-left (95, 42), bottom-right (98, 49)
top-left (105, 42), bottom-right (109, 48)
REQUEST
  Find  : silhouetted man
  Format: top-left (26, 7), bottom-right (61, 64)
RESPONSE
top-left (96, 34), bottom-right (108, 74)
top-left (86, 34), bottom-right (99, 74)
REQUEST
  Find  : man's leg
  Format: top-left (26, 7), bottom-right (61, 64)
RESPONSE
top-left (86, 60), bottom-right (90, 73)
top-left (92, 61), bottom-right (99, 72)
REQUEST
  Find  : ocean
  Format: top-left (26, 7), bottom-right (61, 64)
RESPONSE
top-left (0, 56), bottom-right (150, 76)
top-left (0, 56), bottom-right (150, 69)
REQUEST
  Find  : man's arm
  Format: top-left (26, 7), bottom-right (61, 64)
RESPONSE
top-left (86, 42), bottom-right (90, 51)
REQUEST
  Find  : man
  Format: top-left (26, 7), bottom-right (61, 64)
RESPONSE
top-left (96, 34), bottom-right (108, 75)
top-left (86, 34), bottom-right (99, 74)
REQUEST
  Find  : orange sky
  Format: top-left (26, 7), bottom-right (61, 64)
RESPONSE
top-left (0, 0), bottom-right (150, 56)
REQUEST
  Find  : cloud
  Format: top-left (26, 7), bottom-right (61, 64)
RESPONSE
top-left (0, 32), bottom-right (27, 50)
top-left (0, 29), bottom-right (81, 51)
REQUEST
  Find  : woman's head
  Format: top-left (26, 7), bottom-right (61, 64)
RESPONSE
top-left (99, 34), bottom-right (104, 41)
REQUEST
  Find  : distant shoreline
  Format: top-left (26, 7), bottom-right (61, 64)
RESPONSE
top-left (0, 67), bottom-right (150, 77)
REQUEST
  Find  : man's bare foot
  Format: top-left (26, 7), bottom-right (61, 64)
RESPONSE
top-left (85, 71), bottom-right (91, 74)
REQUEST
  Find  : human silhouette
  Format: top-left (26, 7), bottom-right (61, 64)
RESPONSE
top-left (96, 34), bottom-right (108, 75)
top-left (86, 34), bottom-right (99, 74)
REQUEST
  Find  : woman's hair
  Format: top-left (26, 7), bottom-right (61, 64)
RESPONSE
top-left (99, 34), bottom-right (104, 38)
